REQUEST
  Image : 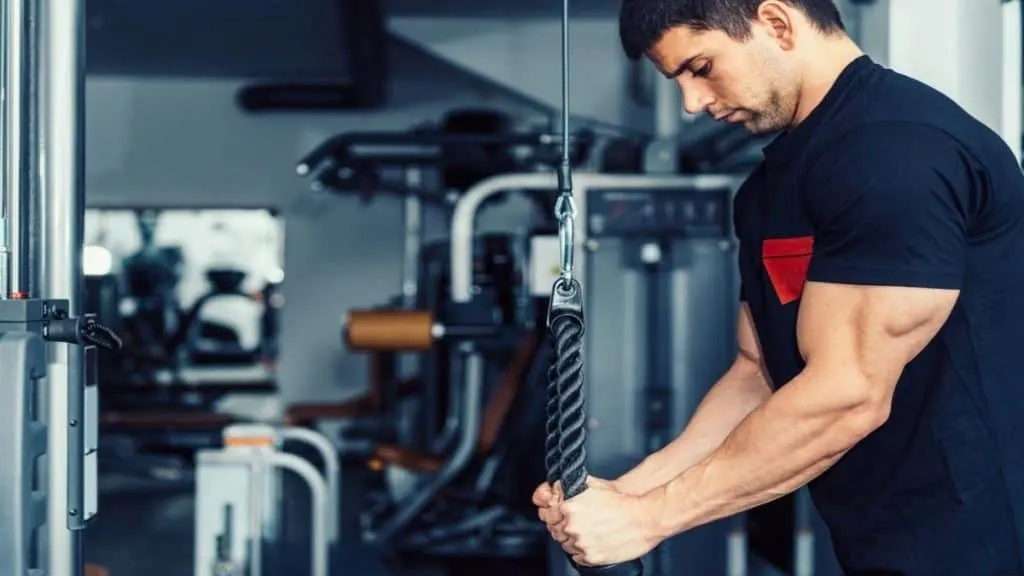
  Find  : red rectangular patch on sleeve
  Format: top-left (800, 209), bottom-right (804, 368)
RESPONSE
top-left (762, 236), bottom-right (813, 305)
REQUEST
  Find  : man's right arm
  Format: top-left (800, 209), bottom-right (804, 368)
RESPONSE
top-left (614, 303), bottom-right (773, 495)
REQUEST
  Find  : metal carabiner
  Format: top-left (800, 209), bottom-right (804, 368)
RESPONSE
top-left (554, 192), bottom-right (576, 282)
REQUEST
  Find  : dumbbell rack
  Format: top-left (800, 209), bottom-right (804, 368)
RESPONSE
top-left (193, 424), bottom-right (340, 576)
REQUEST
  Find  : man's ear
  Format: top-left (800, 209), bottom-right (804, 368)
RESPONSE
top-left (754, 1), bottom-right (796, 50)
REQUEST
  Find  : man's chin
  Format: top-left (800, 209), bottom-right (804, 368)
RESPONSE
top-left (726, 113), bottom-right (758, 131)
top-left (741, 119), bottom-right (780, 136)
top-left (715, 112), bottom-right (777, 135)
top-left (737, 119), bottom-right (760, 134)
top-left (744, 122), bottom-right (767, 135)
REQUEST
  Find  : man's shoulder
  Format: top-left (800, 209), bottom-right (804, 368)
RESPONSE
top-left (834, 62), bottom-right (969, 131)
top-left (807, 120), bottom-right (965, 181)
top-left (812, 64), bottom-right (988, 172)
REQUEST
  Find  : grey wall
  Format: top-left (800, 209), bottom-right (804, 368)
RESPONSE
top-left (389, 16), bottom-right (650, 129)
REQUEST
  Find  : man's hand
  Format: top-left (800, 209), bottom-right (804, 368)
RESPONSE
top-left (533, 477), bottom-right (662, 566)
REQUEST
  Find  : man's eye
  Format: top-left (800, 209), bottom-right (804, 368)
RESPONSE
top-left (695, 63), bottom-right (712, 77)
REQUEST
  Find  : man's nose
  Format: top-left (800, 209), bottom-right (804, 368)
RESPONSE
top-left (679, 79), bottom-right (713, 116)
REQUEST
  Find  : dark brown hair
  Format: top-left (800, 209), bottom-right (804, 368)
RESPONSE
top-left (619, 0), bottom-right (846, 59)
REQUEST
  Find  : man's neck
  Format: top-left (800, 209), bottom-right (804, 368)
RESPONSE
top-left (791, 37), bottom-right (865, 126)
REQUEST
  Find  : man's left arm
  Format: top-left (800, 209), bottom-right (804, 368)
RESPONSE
top-left (644, 124), bottom-right (972, 539)
top-left (646, 280), bottom-right (958, 537)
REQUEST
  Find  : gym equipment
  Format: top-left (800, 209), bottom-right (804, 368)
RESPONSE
top-left (258, 279), bottom-right (281, 363)
top-left (295, 123), bottom-right (592, 195)
top-left (285, 155), bottom-right (437, 443)
top-left (355, 265), bottom-right (547, 539)
top-left (451, 170), bottom-right (743, 575)
top-left (0, 302), bottom-right (121, 572)
top-left (0, 1), bottom-right (128, 573)
top-left (437, 108), bottom-right (518, 192)
top-left (165, 267), bottom-right (270, 366)
top-left (533, 2), bottom-right (642, 573)
top-left (0, 320), bottom-right (58, 574)
top-left (118, 209), bottom-right (186, 373)
top-left (193, 424), bottom-right (340, 576)
top-left (326, 225), bottom-right (555, 575)
top-left (286, 126), bottom-right (554, 453)
top-left (84, 272), bottom-right (127, 377)
top-left (336, 303), bottom-right (489, 457)
top-left (89, 208), bottom-right (284, 487)
top-left (297, 118), bottom-right (595, 238)
top-left (346, 309), bottom-right (433, 349)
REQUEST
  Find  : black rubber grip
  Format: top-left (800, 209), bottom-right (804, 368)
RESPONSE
top-left (574, 560), bottom-right (645, 575)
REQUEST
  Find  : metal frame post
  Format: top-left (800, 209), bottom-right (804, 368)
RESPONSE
top-left (401, 167), bottom-right (424, 307)
top-left (38, 0), bottom-right (88, 573)
top-left (1, 0), bottom-right (33, 299)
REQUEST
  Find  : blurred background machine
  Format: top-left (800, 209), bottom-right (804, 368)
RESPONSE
top-left (85, 208), bottom-right (282, 484)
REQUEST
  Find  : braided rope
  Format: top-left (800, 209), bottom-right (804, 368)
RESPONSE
top-left (548, 313), bottom-right (588, 498)
top-left (545, 332), bottom-right (563, 485)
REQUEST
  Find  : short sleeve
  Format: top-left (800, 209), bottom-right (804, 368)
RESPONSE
top-left (802, 123), bottom-right (971, 289)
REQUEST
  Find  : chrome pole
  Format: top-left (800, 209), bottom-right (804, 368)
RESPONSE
top-left (0, 0), bottom-right (11, 299)
top-left (38, 0), bottom-right (86, 573)
top-left (1, 0), bottom-right (33, 298)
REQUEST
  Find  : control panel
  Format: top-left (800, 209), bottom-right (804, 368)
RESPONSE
top-left (586, 187), bottom-right (731, 238)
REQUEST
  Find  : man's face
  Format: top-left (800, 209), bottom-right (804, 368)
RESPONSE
top-left (647, 23), bottom-right (800, 135)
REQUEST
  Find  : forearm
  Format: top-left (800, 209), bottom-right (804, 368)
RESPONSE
top-left (615, 359), bottom-right (771, 495)
top-left (647, 368), bottom-right (883, 537)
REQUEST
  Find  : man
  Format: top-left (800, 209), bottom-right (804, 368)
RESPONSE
top-left (533, 1), bottom-right (1024, 574)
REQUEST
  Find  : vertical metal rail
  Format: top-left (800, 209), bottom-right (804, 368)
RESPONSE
top-left (1, 0), bottom-right (34, 299)
top-left (38, 0), bottom-right (88, 573)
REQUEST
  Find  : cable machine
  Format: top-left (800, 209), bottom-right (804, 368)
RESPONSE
top-left (0, 1), bottom-right (121, 575)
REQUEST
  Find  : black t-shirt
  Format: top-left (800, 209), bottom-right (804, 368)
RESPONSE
top-left (734, 55), bottom-right (1024, 575)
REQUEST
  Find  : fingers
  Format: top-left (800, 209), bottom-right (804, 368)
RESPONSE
top-left (564, 530), bottom-right (586, 563)
top-left (535, 481), bottom-right (578, 553)
top-left (549, 523), bottom-right (571, 545)
top-left (538, 505), bottom-right (563, 525)
top-left (541, 506), bottom-right (577, 546)
top-left (537, 500), bottom-right (570, 546)
top-left (532, 481), bottom-right (564, 506)
top-left (536, 484), bottom-right (574, 532)
top-left (532, 483), bottom-right (552, 506)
